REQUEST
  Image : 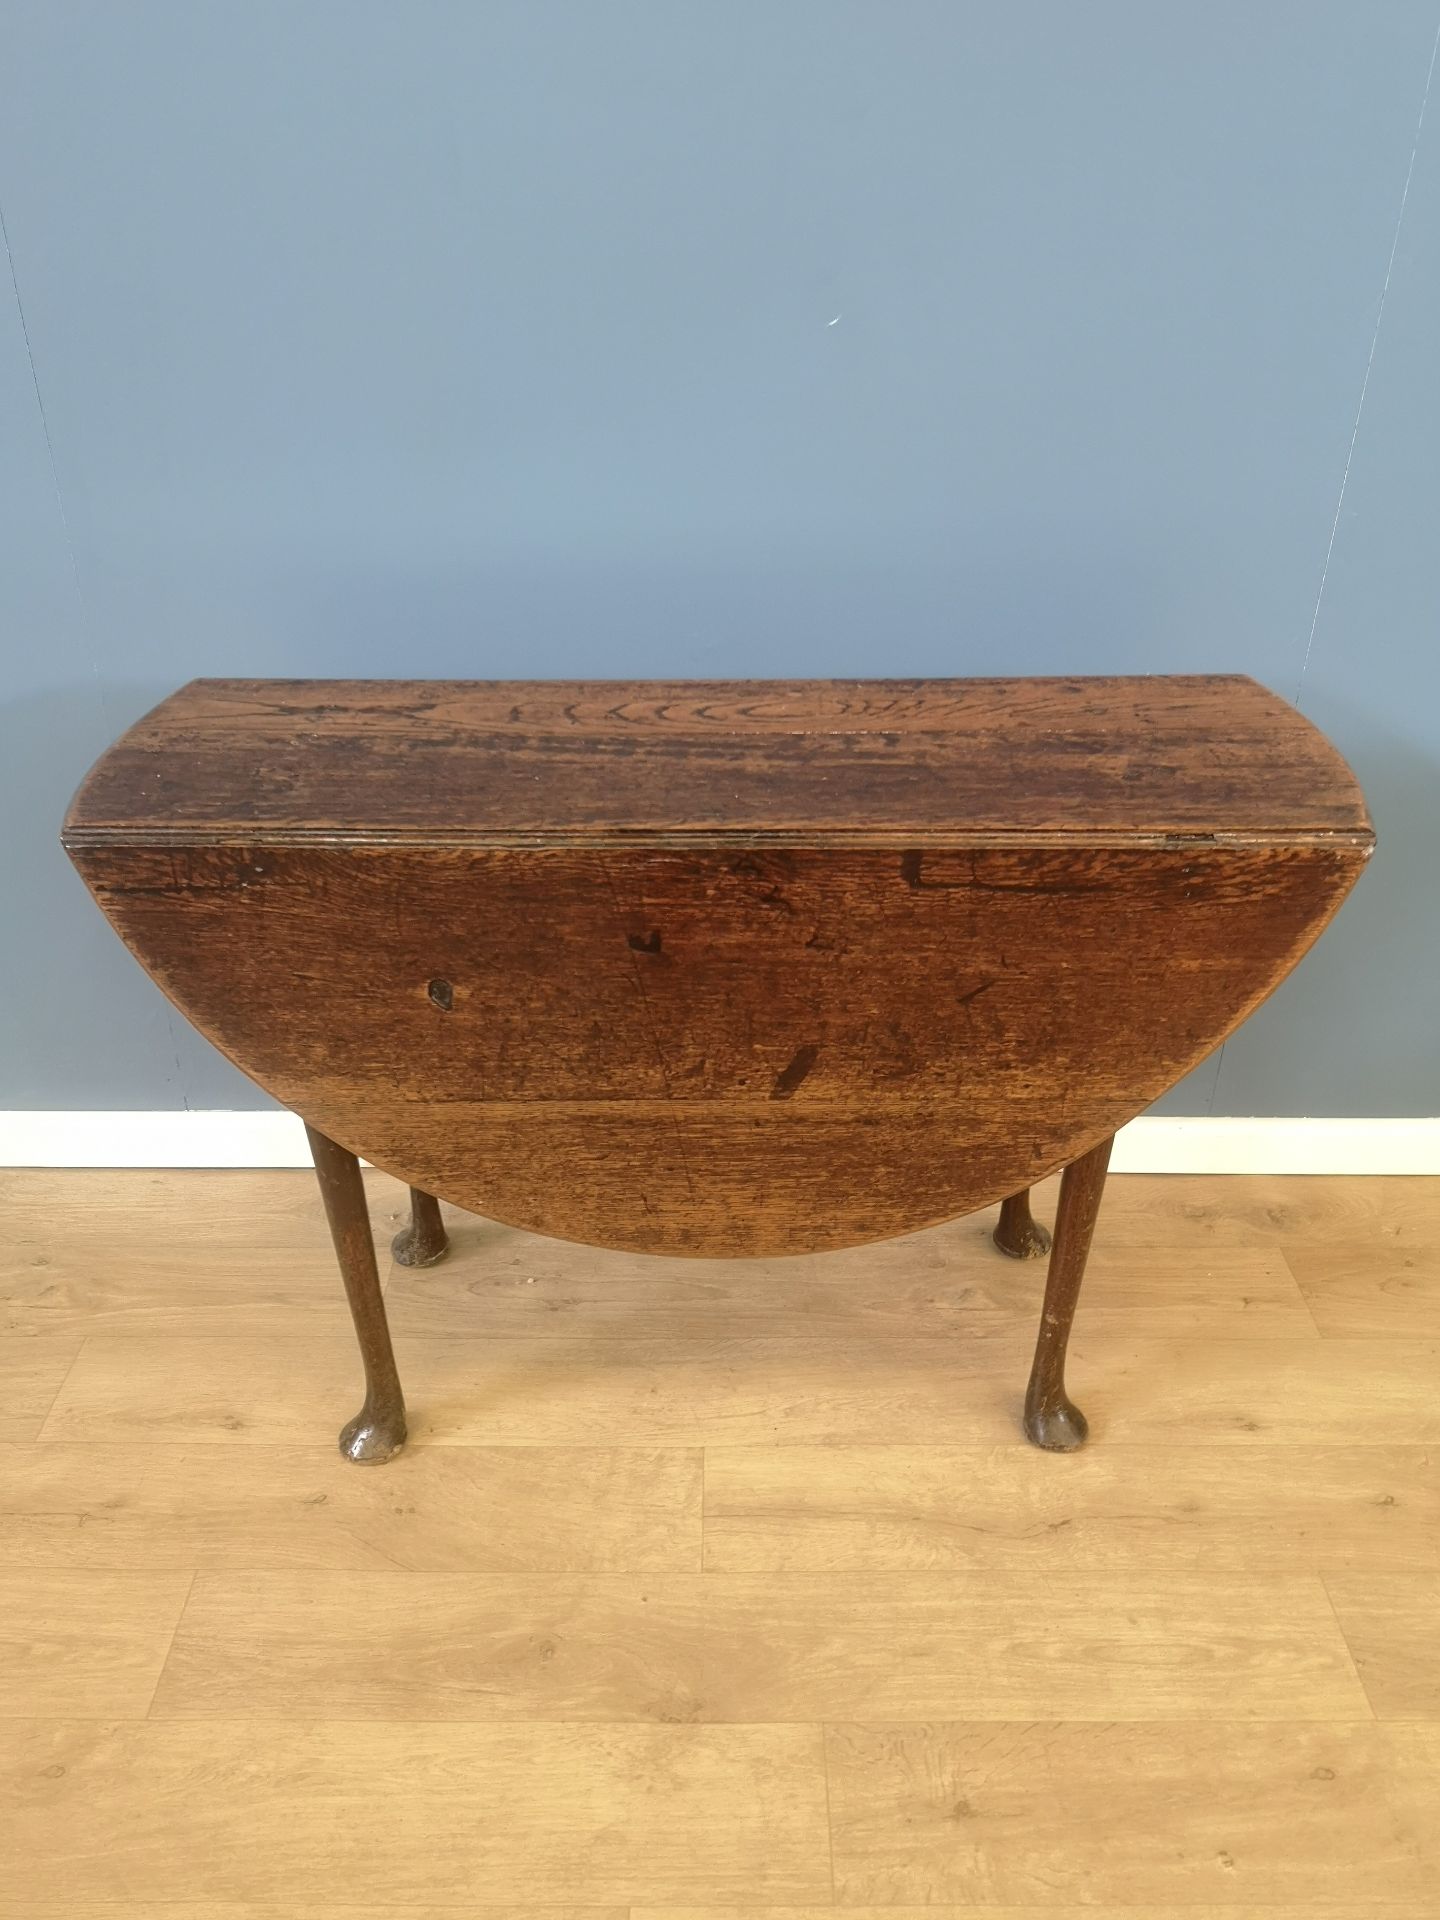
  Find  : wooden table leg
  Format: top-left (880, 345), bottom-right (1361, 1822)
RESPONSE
top-left (1023, 1133), bottom-right (1113, 1451)
top-left (391, 1187), bottom-right (450, 1268)
top-left (992, 1187), bottom-right (1052, 1258)
top-left (305, 1122), bottom-right (408, 1464)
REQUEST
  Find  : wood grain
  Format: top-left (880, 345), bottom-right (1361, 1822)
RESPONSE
top-left (62, 676), bottom-right (1372, 1257)
top-left (0, 1442), bottom-right (701, 1572)
top-left (702, 1444), bottom-right (1440, 1572)
top-left (37, 1329), bottom-right (1440, 1449)
top-left (68, 838), bottom-right (1366, 1254)
top-left (1284, 1242), bottom-right (1440, 1338)
top-left (0, 1908), bottom-right (1427, 1920)
top-left (62, 675), bottom-right (1373, 846)
top-left (824, 1722), bottom-right (1440, 1904)
top-left (4, 1166), bottom-right (1440, 1913)
top-left (0, 1337), bottom-right (81, 1441)
top-left (0, 1167), bottom-right (406, 1338)
top-left (0, 1165), bottom-right (403, 1239)
top-left (33, 1328), bottom-right (1040, 1447)
top-left (60, 675), bottom-right (1375, 1462)
top-left (1083, 1174), bottom-right (1440, 1248)
top-left (1325, 1573), bottom-right (1440, 1719)
top-left (386, 1219), bottom-right (1318, 1342)
top-left (1074, 1335), bottom-right (1440, 1445)
top-left (641, 1908), bottom-right (1440, 1920)
top-left (4, 1162), bottom-right (1318, 1345)
top-left (0, 1907), bottom-right (627, 1920)
top-left (0, 1720), bottom-right (830, 1904)
top-left (0, 1570), bottom-right (191, 1717)
top-left (148, 1570), bottom-right (1366, 1723)
top-left (641, 1904), bottom-right (1440, 1920)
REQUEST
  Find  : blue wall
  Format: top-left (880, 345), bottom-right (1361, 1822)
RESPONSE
top-left (3, 2), bottom-right (1436, 1113)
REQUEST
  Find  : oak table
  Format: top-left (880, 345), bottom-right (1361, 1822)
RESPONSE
top-left (64, 677), bottom-right (1373, 1461)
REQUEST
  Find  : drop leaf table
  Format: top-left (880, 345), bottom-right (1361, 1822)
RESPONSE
top-left (63, 676), bottom-right (1373, 1460)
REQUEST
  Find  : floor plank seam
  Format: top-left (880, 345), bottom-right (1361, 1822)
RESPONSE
top-left (820, 1721), bottom-right (839, 1902)
top-left (27, 1336), bottom-right (87, 1442)
top-left (1280, 1243), bottom-right (1330, 1339)
top-left (697, 1446), bottom-right (708, 1572)
top-left (1319, 1568), bottom-right (1381, 1722)
top-left (141, 1569), bottom-right (196, 1719)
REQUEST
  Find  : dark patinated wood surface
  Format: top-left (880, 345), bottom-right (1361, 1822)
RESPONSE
top-left (304, 1123), bottom-right (406, 1462)
top-left (63, 676), bottom-right (1373, 1453)
top-left (993, 1189), bottom-right (1052, 1259)
top-left (66, 836), bottom-right (1368, 1256)
top-left (1024, 1134), bottom-right (1115, 1450)
top-left (65, 675), bottom-right (1371, 847)
top-left (392, 1188), bottom-right (449, 1270)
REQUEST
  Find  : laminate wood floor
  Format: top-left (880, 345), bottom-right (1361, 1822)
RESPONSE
top-left (1, 1166), bottom-right (1438, 1917)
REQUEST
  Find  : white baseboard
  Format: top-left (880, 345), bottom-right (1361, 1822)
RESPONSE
top-left (0, 1111), bottom-right (1436, 1175)
top-left (0, 1110), bottom-right (315, 1168)
top-left (1107, 1116), bottom-right (1439, 1176)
